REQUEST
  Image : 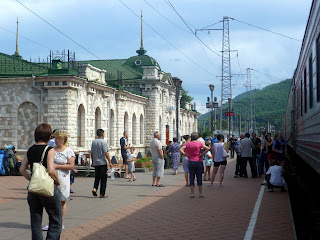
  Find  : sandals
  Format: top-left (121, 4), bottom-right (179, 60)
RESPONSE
top-left (156, 184), bottom-right (165, 187)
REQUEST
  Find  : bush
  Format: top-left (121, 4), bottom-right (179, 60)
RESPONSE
top-left (136, 157), bottom-right (152, 163)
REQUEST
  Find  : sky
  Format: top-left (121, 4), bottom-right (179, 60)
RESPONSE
top-left (0, 0), bottom-right (313, 113)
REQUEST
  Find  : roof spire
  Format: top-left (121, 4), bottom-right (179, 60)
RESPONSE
top-left (136, 10), bottom-right (147, 56)
top-left (15, 17), bottom-right (19, 55)
top-left (12, 17), bottom-right (22, 59)
top-left (140, 10), bottom-right (144, 50)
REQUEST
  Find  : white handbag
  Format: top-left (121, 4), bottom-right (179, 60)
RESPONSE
top-left (28, 146), bottom-right (54, 197)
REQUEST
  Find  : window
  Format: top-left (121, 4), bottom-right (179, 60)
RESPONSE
top-left (304, 68), bottom-right (307, 113)
top-left (301, 79), bottom-right (303, 117)
top-left (317, 34), bottom-right (320, 101)
top-left (309, 54), bottom-right (313, 108)
top-left (132, 114), bottom-right (137, 145)
top-left (140, 115), bottom-right (144, 144)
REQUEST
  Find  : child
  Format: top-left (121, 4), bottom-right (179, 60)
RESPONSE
top-left (204, 143), bottom-right (213, 181)
top-left (127, 147), bottom-right (136, 181)
top-left (70, 167), bottom-right (78, 193)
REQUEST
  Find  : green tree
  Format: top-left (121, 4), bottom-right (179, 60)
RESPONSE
top-left (180, 86), bottom-right (193, 108)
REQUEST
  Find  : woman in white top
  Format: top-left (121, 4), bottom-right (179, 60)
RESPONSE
top-left (209, 134), bottom-right (229, 187)
top-left (43, 130), bottom-right (75, 231)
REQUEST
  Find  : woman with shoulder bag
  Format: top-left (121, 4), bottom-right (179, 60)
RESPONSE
top-left (20, 123), bottom-right (62, 239)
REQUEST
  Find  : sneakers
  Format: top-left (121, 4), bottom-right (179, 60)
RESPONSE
top-left (42, 225), bottom-right (64, 231)
top-left (267, 188), bottom-right (274, 192)
top-left (42, 225), bottom-right (49, 231)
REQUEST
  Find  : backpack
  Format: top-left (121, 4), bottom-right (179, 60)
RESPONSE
top-left (0, 150), bottom-right (6, 175)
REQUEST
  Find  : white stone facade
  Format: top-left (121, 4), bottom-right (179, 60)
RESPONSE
top-left (0, 65), bottom-right (198, 158)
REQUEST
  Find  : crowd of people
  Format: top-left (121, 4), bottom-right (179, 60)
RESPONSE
top-left (18, 122), bottom-right (288, 239)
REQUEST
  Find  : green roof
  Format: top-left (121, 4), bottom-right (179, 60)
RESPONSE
top-left (79, 53), bottom-right (162, 82)
top-left (0, 52), bottom-right (48, 77)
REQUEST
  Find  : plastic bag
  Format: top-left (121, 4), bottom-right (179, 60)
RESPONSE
top-left (107, 168), bottom-right (116, 180)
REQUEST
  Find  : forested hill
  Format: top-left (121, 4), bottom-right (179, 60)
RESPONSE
top-left (199, 79), bottom-right (292, 131)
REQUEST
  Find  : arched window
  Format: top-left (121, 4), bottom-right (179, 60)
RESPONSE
top-left (185, 122), bottom-right (188, 135)
top-left (140, 114), bottom-right (144, 144)
top-left (77, 104), bottom-right (85, 147)
top-left (132, 114), bottom-right (137, 145)
top-left (124, 112), bottom-right (129, 132)
top-left (95, 107), bottom-right (101, 133)
top-left (109, 109), bottom-right (115, 146)
top-left (18, 102), bottom-right (38, 149)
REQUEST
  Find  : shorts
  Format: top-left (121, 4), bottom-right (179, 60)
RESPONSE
top-left (122, 154), bottom-right (128, 165)
top-left (182, 157), bottom-right (189, 172)
top-left (152, 158), bottom-right (164, 177)
top-left (214, 160), bottom-right (227, 167)
top-left (128, 162), bottom-right (135, 172)
top-left (205, 159), bottom-right (213, 167)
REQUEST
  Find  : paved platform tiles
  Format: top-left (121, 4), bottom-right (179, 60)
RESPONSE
top-left (0, 158), bottom-right (294, 240)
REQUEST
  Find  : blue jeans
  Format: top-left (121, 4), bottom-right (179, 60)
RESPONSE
top-left (27, 185), bottom-right (62, 240)
top-left (252, 153), bottom-right (260, 176)
top-left (259, 150), bottom-right (269, 174)
top-left (189, 161), bottom-right (204, 186)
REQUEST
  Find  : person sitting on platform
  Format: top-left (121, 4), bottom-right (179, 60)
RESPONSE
top-left (265, 161), bottom-right (286, 192)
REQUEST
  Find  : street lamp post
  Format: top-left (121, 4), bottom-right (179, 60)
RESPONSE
top-left (173, 77), bottom-right (182, 143)
top-left (228, 98), bottom-right (231, 137)
top-left (209, 84), bottom-right (214, 136)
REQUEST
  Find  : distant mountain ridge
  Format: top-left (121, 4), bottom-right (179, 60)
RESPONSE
top-left (199, 79), bottom-right (291, 131)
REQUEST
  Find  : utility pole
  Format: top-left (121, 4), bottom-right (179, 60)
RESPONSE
top-left (220, 16), bottom-right (232, 134)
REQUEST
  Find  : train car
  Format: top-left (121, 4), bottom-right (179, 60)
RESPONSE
top-left (283, 1), bottom-right (320, 238)
top-left (284, 0), bottom-right (320, 176)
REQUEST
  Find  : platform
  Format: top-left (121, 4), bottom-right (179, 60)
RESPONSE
top-left (0, 158), bottom-right (294, 240)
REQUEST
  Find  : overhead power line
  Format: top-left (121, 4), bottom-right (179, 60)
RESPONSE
top-left (119, 0), bottom-right (216, 77)
top-left (199, 20), bottom-right (223, 31)
top-left (15, 0), bottom-right (102, 60)
top-left (14, 0), bottom-right (141, 80)
top-left (251, 68), bottom-right (285, 81)
top-left (230, 17), bottom-right (302, 42)
top-left (0, 25), bottom-right (53, 50)
top-left (143, 0), bottom-right (191, 34)
top-left (166, 0), bottom-right (222, 58)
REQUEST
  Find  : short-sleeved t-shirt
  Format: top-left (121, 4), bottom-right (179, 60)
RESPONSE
top-left (229, 138), bottom-right (237, 148)
top-left (150, 138), bottom-right (162, 159)
top-left (120, 137), bottom-right (129, 156)
top-left (27, 145), bottom-right (53, 171)
top-left (91, 138), bottom-right (109, 166)
top-left (252, 138), bottom-right (261, 154)
top-left (128, 153), bottom-right (136, 161)
top-left (185, 141), bottom-right (204, 162)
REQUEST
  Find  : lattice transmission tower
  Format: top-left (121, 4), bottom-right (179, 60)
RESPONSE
top-left (220, 16), bottom-right (232, 134)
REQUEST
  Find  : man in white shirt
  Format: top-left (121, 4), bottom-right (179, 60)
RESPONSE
top-left (265, 161), bottom-right (286, 192)
top-left (150, 131), bottom-right (165, 187)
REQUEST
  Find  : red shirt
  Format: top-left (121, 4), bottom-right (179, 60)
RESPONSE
top-left (185, 141), bottom-right (203, 162)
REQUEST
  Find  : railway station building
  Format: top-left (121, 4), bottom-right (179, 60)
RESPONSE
top-left (0, 41), bottom-right (198, 157)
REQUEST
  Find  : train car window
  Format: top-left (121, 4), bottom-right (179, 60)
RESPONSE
top-left (317, 34), bottom-right (320, 101)
top-left (304, 68), bottom-right (307, 113)
top-left (309, 54), bottom-right (313, 108)
top-left (301, 79), bottom-right (303, 116)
